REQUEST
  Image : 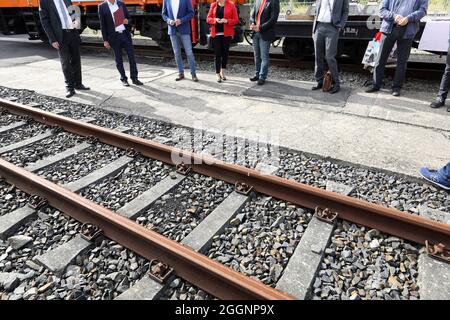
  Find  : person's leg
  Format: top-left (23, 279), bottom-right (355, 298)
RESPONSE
top-left (112, 36), bottom-right (127, 81)
top-left (252, 33), bottom-right (262, 78)
top-left (180, 33), bottom-right (197, 76)
top-left (419, 162), bottom-right (450, 190)
top-left (124, 34), bottom-right (138, 80)
top-left (69, 32), bottom-right (82, 87)
top-left (213, 36), bottom-right (223, 74)
top-left (259, 37), bottom-right (271, 80)
top-left (324, 25), bottom-right (339, 86)
top-left (221, 36), bottom-right (231, 77)
top-left (313, 24), bottom-right (326, 84)
top-left (58, 33), bottom-right (75, 90)
top-left (372, 32), bottom-right (397, 89)
top-left (438, 162), bottom-right (450, 181)
top-left (170, 33), bottom-right (184, 75)
top-left (392, 37), bottom-right (413, 91)
top-left (437, 45), bottom-right (450, 102)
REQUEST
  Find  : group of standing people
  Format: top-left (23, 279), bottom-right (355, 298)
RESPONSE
top-left (38, 0), bottom-right (449, 110)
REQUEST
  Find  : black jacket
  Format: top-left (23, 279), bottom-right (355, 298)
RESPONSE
top-left (98, 1), bottom-right (132, 47)
top-left (250, 0), bottom-right (280, 42)
top-left (39, 0), bottom-right (79, 45)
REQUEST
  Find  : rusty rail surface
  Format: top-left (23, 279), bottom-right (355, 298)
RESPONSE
top-left (0, 158), bottom-right (294, 300)
top-left (0, 98), bottom-right (449, 249)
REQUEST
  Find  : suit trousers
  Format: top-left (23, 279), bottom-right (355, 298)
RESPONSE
top-left (438, 44), bottom-right (450, 102)
top-left (58, 30), bottom-right (82, 90)
top-left (112, 32), bottom-right (138, 81)
top-left (314, 22), bottom-right (340, 85)
top-left (373, 26), bottom-right (413, 90)
top-left (439, 162), bottom-right (450, 181)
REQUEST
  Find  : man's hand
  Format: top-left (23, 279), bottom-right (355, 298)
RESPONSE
top-left (220, 18), bottom-right (228, 24)
top-left (399, 16), bottom-right (409, 26)
top-left (215, 18), bottom-right (222, 23)
top-left (123, 18), bottom-right (129, 25)
top-left (254, 24), bottom-right (260, 32)
top-left (104, 41), bottom-right (110, 49)
top-left (51, 42), bottom-right (60, 50)
top-left (394, 15), bottom-right (403, 24)
top-left (169, 20), bottom-right (176, 26)
top-left (250, 23), bottom-right (255, 31)
top-left (175, 19), bottom-right (182, 27)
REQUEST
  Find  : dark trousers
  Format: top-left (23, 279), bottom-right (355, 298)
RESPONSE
top-left (58, 30), bottom-right (82, 90)
top-left (112, 32), bottom-right (138, 81)
top-left (314, 22), bottom-right (340, 85)
top-left (438, 44), bottom-right (450, 102)
top-left (213, 35), bottom-right (231, 74)
top-left (373, 26), bottom-right (413, 90)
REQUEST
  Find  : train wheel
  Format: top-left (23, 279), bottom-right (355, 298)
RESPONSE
top-left (282, 37), bottom-right (304, 61)
top-left (157, 40), bottom-right (172, 51)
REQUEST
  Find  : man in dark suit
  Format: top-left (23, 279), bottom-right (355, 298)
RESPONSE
top-left (312, 0), bottom-right (349, 94)
top-left (99, 0), bottom-right (143, 86)
top-left (249, 0), bottom-right (280, 85)
top-left (39, 0), bottom-right (90, 98)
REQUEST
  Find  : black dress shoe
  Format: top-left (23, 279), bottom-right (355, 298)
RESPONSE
top-left (175, 74), bottom-right (185, 81)
top-left (365, 86), bottom-right (379, 93)
top-left (66, 89), bottom-right (75, 98)
top-left (430, 99), bottom-right (444, 108)
top-left (329, 85), bottom-right (340, 94)
top-left (121, 80), bottom-right (130, 87)
top-left (392, 90), bottom-right (400, 97)
top-left (132, 79), bottom-right (143, 85)
top-left (75, 84), bottom-right (90, 90)
top-left (311, 83), bottom-right (323, 90)
top-left (249, 75), bottom-right (259, 82)
top-left (257, 79), bottom-right (265, 85)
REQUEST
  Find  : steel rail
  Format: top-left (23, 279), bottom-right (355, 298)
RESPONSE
top-left (0, 158), bottom-right (294, 300)
top-left (1, 98), bottom-right (449, 249)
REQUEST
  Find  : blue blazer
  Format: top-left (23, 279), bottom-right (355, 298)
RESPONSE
top-left (162, 0), bottom-right (194, 35)
top-left (98, 0), bottom-right (132, 46)
top-left (379, 0), bottom-right (428, 39)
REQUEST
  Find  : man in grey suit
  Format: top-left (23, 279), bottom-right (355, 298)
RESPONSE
top-left (312, 0), bottom-right (349, 94)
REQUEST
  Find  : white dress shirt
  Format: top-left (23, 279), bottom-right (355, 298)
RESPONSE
top-left (107, 0), bottom-right (126, 32)
top-left (317, 0), bottom-right (335, 23)
top-left (53, 0), bottom-right (74, 29)
top-left (171, 0), bottom-right (180, 20)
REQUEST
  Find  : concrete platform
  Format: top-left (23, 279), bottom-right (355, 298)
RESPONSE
top-left (1, 35), bottom-right (449, 177)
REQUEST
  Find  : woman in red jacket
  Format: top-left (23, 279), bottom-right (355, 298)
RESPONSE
top-left (207, 0), bottom-right (239, 82)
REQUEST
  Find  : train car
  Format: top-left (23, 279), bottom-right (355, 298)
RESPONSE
top-left (276, 1), bottom-right (449, 61)
top-left (0, 0), bottom-right (249, 48)
top-left (0, 0), bottom-right (448, 60)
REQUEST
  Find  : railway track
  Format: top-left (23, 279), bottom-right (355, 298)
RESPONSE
top-left (0, 94), bottom-right (449, 301)
top-left (80, 41), bottom-right (446, 81)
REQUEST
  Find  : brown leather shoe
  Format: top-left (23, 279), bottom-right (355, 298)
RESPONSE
top-left (192, 75), bottom-right (199, 82)
top-left (175, 74), bottom-right (185, 81)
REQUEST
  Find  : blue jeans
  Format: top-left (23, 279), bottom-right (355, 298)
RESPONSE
top-left (252, 32), bottom-right (270, 80)
top-left (112, 32), bottom-right (138, 81)
top-left (439, 162), bottom-right (450, 181)
top-left (170, 32), bottom-right (196, 76)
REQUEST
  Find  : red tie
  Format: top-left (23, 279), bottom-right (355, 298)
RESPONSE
top-left (256, 0), bottom-right (267, 26)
